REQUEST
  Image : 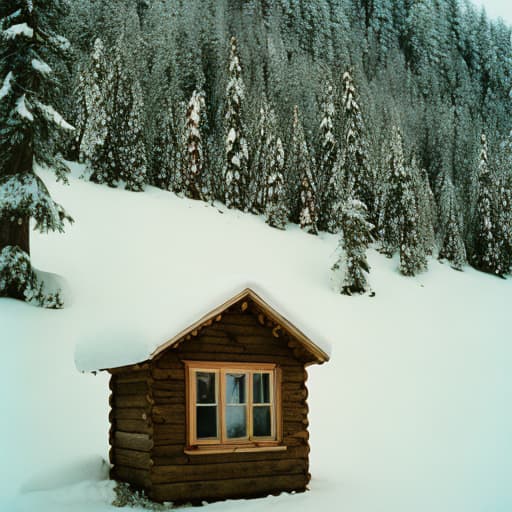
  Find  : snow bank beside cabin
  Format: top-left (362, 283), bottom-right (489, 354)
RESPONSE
top-left (1, 165), bottom-right (512, 511)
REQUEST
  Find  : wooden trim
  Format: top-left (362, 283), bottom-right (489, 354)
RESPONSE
top-left (184, 445), bottom-right (287, 455)
top-left (183, 361), bottom-right (277, 371)
top-left (185, 361), bottom-right (282, 450)
top-left (150, 289), bottom-right (329, 363)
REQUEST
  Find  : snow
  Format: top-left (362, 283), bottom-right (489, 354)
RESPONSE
top-left (2, 22), bottom-right (33, 39)
top-left (37, 102), bottom-right (75, 131)
top-left (32, 59), bottom-right (52, 75)
top-left (1, 165), bottom-right (512, 511)
top-left (16, 95), bottom-right (33, 121)
top-left (0, 71), bottom-right (13, 101)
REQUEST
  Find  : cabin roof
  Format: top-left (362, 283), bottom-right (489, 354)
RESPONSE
top-left (150, 287), bottom-right (330, 364)
top-left (76, 278), bottom-right (332, 372)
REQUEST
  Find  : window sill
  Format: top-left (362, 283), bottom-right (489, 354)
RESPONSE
top-left (185, 445), bottom-right (287, 455)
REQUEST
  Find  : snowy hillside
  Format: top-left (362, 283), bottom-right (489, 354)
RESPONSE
top-left (1, 167), bottom-right (512, 512)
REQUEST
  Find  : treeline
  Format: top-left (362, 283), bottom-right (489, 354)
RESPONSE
top-left (63, 0), bottom-right (512, 284)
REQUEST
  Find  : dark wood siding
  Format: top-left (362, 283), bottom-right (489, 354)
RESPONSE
top-left (109, 366), bottom-right (154, 494)
top-left (148, 306), bottom-right (311, 503)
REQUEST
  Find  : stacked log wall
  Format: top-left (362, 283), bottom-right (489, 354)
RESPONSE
top-left (109, 366), bottom-right (154, 494)
top-left (148, 307), bottom-right (311, 503)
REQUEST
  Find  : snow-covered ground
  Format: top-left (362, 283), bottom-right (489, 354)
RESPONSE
top-left (1, 165), bottom-right (511, 511)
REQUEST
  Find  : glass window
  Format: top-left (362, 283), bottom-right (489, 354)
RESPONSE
top-left (195, 372), bottom-right (217, 439)
top-left (187, 363), bottom-right (280, 447)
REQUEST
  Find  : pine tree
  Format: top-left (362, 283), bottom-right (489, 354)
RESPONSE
top-left (288, 106), bottom-right (319, 234)
top-left (287, 106), bottom-right (316, 227)
top-left (0, 0), bottom-right (73, 306)
top-left (471, 134), bottom-right (504, 276)
top-left (183, 90), bottom-right (206, 200)
top-left (150, 99), bottom-right (180, 191)
top-left (438, 180), bottom-right (467, 271)
top-left (250, 100), bottom-right (279, 214)
top-left (379, 128), bottom-right (428, 275)
top-left (341, 70), bottom-right (373, 220)
top-left (124, 81), bottom-right (147, 192)
top-left (399, 175), bottom-right (427, 276)
top-left (379, 126), bottom-right (406, 255)
top-left (224, 36), bottom-right (249, 211)
top-left (413, 164), bottom-right (436, 257)
top-left (332, 199), bottom-right (373, 295)
top-left (317, 82), bottom-right (340, 232)
top-left (265, 138), bottom-right (288, 230)
top-left (81, 38), bottom-right (109, 171)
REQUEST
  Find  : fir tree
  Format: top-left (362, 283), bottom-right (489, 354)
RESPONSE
top-left (265, 138), bottom-right (288, 230)
top-left (438, 180), bottom-right (467, 271)
top-left (124, 81), bottom-right (147, 192)
top-left (471, 134), bottom-right (504, 276)
top-left (183, 90), bottom-right (206, 200)
top-left (150, 99), bottom-right (180, 191)
top-left (379, 128), bottom-right (428, 275)
top-left (413, 164), bottom-right (436, 257)
top-left (332, 199), bottom-right (373, 295)
top-left (379, 126), bottom-right (406, 255)
top-left (81, 38), bottom-right (109, 171)
top-left (317, 82), bottom-right (340, 232)
top-left (250, 100), bottom-right (279, 214)
top-left (288, 105), bottom-right (317, 229)
top-left (0, 0), bottom-right (73, 306)
top-left (224, 36), bottom-right (249, 211)
top-left (399, 183), bottom-right (427, 276)
top-left (341, 70), bottom-right (373, 221)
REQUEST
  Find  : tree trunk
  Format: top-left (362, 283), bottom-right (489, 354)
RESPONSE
top-left (0, 217), bottom-right (30, 255)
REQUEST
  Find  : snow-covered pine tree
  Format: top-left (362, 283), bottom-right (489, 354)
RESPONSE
top-left (80, 38), bottom-right (109, 171)
top-left (150, 99), bottom-right (179, 191)
top-left (287, 106), bottom-right (316, 228)
top-left (265, 138), bottom-right (289, 230)
top-left (288, 106), bottom-right (319, 234)
top-left (399, 181), bottom-right (427, 276)
top-left (224, 36), bottom-right (249, 211)
top-left (183, 90), bottom-right (206, 200)
top-left (379, 126), bottom-right (406, 255)
top-left (332, 198), bottom-right (373, 295)
top-left (341, 70), bottom-right (373, 221)
top-left (317, 82), bottom-right (340, 232)
top-left (412, 164), bottom-right (436, 257)
top-left (70, 64), bottom-right (89, 162)
top-left (379, 128), bottom-right (428, 275)
top-left (124, 80), bottom-right (147, 192)
top-left (438, 180), bottom-right (467, 271)
top-left (250, 99), bottom-right (278, 214)
top-left (471, 134), bottom-right (504, 276)
top-left (0, 0), bottom-right (73, 306)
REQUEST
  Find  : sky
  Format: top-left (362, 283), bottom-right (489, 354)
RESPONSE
top-left (473, 0), bottom-right (512, 23)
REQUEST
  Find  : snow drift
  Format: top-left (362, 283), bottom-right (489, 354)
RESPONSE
top-left (1, 166), bottom-right (511, 511)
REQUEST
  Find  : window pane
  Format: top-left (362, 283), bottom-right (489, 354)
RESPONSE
top-left (196, 406), bottom-right (217, 438)
top-left (196, 372), bottom-right (216, 404)
top-left (226, 405), bottom-right (247, 438)
top-left (253, 406), bottom-right (271, 437)
top-left (226, 373), bottom-right (246, 404)
top-left (253, 373), bottom-right (271, 404)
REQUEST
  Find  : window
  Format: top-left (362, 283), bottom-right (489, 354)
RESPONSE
top-left (185, 362), bottom-right (282, 451)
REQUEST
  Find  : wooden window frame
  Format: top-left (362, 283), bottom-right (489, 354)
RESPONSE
top-left (185, 361), bottom-right (283, 454)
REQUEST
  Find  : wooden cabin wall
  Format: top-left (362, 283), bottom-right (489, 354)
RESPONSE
top-left (109, 365), bottom-right (154, 495)
top-left (148, 306), bottom-right (311, 504)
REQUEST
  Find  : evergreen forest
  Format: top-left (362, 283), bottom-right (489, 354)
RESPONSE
top-left (1, 0), bottom-right (512, 305)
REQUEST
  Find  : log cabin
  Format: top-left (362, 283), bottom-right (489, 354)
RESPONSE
top-left (106, 287), bottom-right (330, 504)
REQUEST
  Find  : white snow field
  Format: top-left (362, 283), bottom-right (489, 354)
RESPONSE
top-left (1, 165), bottom-right (511, 512)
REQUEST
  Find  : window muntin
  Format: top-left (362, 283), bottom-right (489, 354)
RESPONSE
top-left (186, 362), bottom-right (280, 448)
